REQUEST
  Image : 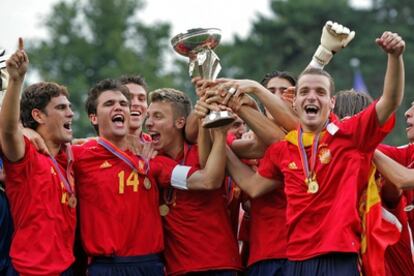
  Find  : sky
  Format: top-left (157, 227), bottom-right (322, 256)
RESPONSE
top-left (0, 0), bottom-right (372, 54)
top-left (0, 0), bottom-right (273, 54)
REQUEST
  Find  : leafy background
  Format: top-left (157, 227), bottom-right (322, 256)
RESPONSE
top-left (26, 0), bottom-right (413, 145)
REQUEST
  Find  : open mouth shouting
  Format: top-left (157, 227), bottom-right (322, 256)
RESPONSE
top-left (63, 121), bottom-right (72, 131)
top-left (304, 104), bottom-right (319, 117)
top-left (149, 131), bottom-right (161, 143)
top-left (112, 114), bottom-right (125, 127)
top-left (407, 121), bottom-right (413, 133)
top-left (131, 111), bottom-right (142, 118)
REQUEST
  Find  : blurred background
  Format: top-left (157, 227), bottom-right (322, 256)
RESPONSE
top-left (0, 0), bottom-right (411, 146)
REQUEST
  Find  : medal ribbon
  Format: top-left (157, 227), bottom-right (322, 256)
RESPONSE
top-left (98, 137), bottom-right (145, 173)
top-left (49, 144), bottom-right (75, 195)
top-left (297, 122), bottom-right (327, 184)
top-left (164, 143), bottom-right (192, 204)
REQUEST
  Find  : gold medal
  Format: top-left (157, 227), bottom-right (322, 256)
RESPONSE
top-left (68, 194), bottom-right (77, 208)
top-left (144, 177), bottom-right (151, 190)
top-left (307, 180), bottom-right (319, 194)
top-left (159, 204), bottom-right (170, 216)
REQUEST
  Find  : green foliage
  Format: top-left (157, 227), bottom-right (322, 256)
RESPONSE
top-left (215, 0), bottom-right (414, 146)
top-left (28, 0), bottom-right (174, 136)
top-left (29, 0), bottom-right (414, 145)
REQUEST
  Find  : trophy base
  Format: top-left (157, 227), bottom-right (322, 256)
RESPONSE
top-left (202, 110), bottom-right (235, 128)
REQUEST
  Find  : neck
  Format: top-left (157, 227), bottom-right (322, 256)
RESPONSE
top-left (302, 120), bottom-right (329, 134)
top-left (129, 126), bottom-right (142, 136)
top-left (46, 140), bottom-right (62, 157)
top-left (164, 136), bottom-right (185, 160)
top-left (101, 135), bottom-right (127, 151)
top-left (37, 128), bottom-right (62, 157)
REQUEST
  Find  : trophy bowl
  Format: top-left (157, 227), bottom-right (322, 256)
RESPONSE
top-left (171, 28), bottom-right (235, 128)
top-left (171, 28), bottom-right (221, 58)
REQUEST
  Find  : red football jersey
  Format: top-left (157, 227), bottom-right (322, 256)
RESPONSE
top-left (73, 139), bottom-right (180, 256)
top-left (161, 144), bottom-right (242, 275)
top-left (378, 143), bottom-right (414, 275)
top-left (3, 138), bottom-right (76, 275)
top-left (248, 186), bottom-right (288, 266)
top-left (258, 103), bottom-right (395, 260)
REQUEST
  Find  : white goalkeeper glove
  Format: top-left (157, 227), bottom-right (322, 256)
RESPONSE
top-left (312, 21), bottom-right (355, 68)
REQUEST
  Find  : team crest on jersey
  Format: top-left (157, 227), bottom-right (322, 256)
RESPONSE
top-left (288, 162), bottom-right (298, 170)
top-left (318, 147), bottom-right (332, 164)
top-left (99, 160), bottom-right (112, 169)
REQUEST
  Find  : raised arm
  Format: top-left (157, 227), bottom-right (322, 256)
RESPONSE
top-left (186, 124), bottom-right (228, 190)
top-left (375, 32), bottom-right (405, 125)
top-left (0, 38), bottom-right (28, 162)
top-left (226, 145), bottom-right (281, 198)
top-left (232, 80), bottom-right (299, 132)
top-left (193, 98), bottom-right (212, 168)
top-left (308, 20), bottom-right (355, 69)
top-left (374, 150), bottom-right (414, 190)
top-left (206, 85), bottom-right (290, 145)
top-left (230, 131), bottom-right (268, 159)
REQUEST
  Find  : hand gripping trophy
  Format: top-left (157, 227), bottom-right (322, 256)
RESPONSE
top-left (171, 28), bottom-right (235, 128)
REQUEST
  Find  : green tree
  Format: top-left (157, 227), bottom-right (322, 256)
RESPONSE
top-left (214, 0), bottom-right (414, 145)
top-left (28, 0), bottom-right (174, 136)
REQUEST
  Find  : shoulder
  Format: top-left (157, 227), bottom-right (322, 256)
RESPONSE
top-left (72, 139), bottom-right (100, 159)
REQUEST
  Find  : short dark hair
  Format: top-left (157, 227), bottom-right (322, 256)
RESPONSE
top-left (85, 78), bottom-right (130, 116)
top-left (297, 68), bottom-right (335, 97)
top-left (148, 88), bottom-right (192, 120)
top-left (118, 75), bottom-right (148, 92)
top-left (20, 82), bottom-right (69, 130)
top-left (333, 89), bottom-right (373, 119)
top-left (261, 71), bottom-right (296, 87)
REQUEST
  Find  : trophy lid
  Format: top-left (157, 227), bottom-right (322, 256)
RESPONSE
top-left (171, 28), bottom-right (221, 57)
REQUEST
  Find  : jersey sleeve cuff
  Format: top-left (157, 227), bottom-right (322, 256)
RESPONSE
top-left (171, 165), bottom-right (192, 190)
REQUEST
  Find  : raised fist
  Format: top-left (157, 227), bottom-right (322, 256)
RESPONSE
top-left (6, 38), bottom-right (29, 81)
top-left (322, 21), bottom-right (355, 53)
top-left (313, 21), bottom-right (355, 66)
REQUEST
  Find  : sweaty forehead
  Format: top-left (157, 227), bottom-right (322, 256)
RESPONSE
top-left (148, 101), bottom-right (172, 114)
top-left (98, 90), bottom-right (127, 103)
top-left (49, 94), bottom-right (70, 105)
top-left (297, 74), bottom-right (331, 94)
top-left (298, 74), bottom-right (329, 86)
top-left (126, 83), bottom-right (146, 96)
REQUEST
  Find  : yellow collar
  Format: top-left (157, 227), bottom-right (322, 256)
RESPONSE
top-left (285, 130), bottom-right (326, 147)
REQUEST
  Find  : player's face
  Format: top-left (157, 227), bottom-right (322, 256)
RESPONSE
top-left (405, 101), bottom-right (414, 142)
top-left (229, 116), bottom-right (246, 139)
top-left (91, 90), bottom-right (130, 140)
top-left (267, 77), bottom-right (292, 97)
top-left (146, 102), bottom-right (182, 151)
top-left (43, 95), bottom-right (73, 144)
top-left (294, 74), bottom-right (334, 132)
top-left (126, 83), bottom-right (147, 132)
top-left (266, 77), bottom-right (294, 119)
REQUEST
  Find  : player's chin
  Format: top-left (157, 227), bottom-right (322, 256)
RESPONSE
top-left (61, 134), bottom-right (73, 144)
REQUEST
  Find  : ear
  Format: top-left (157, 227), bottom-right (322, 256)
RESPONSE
top-left (31, 108), bottom-right (46, 125)
top-left (292, 96), bottom-right (297, 111)
top-left (330, 96), bottom-right (336, 110)
top-left (174, 117), bottom-right (186, 130)
top-left (89, 114), bottom-right (98, 127)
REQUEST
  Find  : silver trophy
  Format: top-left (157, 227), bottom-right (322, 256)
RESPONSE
top-left (171, 28), bottom-right (235, 128)
top-left (0, 49), bottom-right (9, 106)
